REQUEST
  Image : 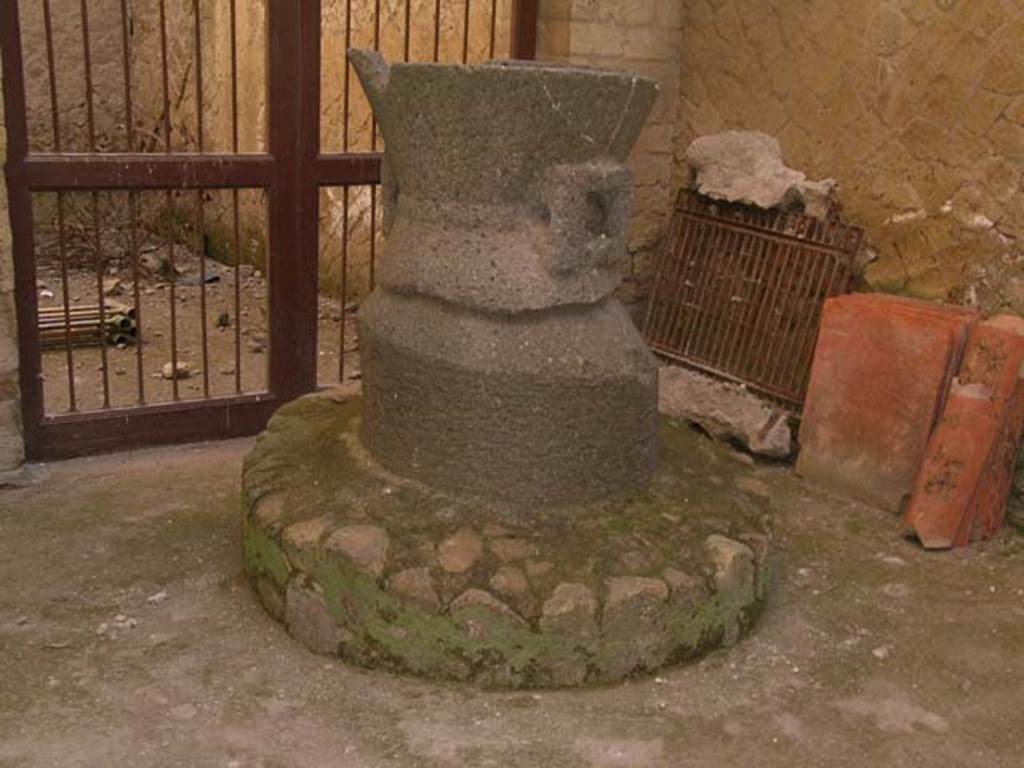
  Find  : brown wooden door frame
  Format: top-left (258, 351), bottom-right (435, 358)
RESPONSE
top-left (1, 0), bottom-right (538, 461)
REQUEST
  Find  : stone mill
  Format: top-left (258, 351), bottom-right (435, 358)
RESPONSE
top-left (241, 51), bottom-right (772, 688)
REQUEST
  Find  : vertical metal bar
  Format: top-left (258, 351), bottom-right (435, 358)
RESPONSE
top-left (434, 0), bottom-right (442, 61)
top-left (159, 0), bottom-right (173, 152)
top-left (338, 187), bottom-right (349, 382)
top-left (369, 0), bottom-right (380, 290)
top-left (343, 0), bottom-right (352, 151)
top-left (159, 0), bottom-right (180, 400)
top-left (80, 0), bottom-right (112, 409)
top-left (1, 0), bottom-right (45, 444)
top-left (489, 0), bottom-right (498, 58)
top-left (195, 192), bottom-right (209, 397)
top-left (371, 0), bottom-right (381, 149)
top-left (463, 0), bottom-right (472, 63)
top-left (510, 0), bottom-right (538, 59)
top-left (339, 0), bottom-right (353, 380)
top-left (41, 0), bottom-right (61, 152)
top-left (42, 0), bottom-right (77, 412)
top-left (194, 0), bottom-right (205, 153)
top-left (230, 0), bottom-right (242, 394)
top-left (194, 0), bottom-right (210, 397)
top-left (120, 0), bottom-right (145, 404)
top-left (267, 0), bottom-right (319, 402)
top-left (127, 191), bottom-right (144, 404)
top-left (404, 0), bottom-right (412, 61)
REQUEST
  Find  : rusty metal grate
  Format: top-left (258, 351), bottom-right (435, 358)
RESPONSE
top-left (643, 191), bottom-right (863, 409)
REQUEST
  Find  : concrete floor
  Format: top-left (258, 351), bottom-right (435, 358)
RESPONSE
top-left (1, 435), bottom-right (1022, 767)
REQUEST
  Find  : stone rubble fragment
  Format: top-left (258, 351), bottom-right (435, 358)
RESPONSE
top-left (704, 535), bottom-right (755, 607)
top-left (325, 524), bottom-right (390, 578)
top-left (658, 364), bottom-right (792, 459)
top-left (540, 582), bottom-right (598, 640)
top-left (686, 130), bottom-right (837, 219)
top-left (285, 577), bottom-right (346, 656)
top-left (489, 565), bottom-right (530, 599)
top-left (388, 567), bottom-right (440, 610)
top-left (438, 527), bottom-right (484, 574)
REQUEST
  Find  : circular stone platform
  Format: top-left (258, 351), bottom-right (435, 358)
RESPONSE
top-left (242, 392), bottom-right (773, 689)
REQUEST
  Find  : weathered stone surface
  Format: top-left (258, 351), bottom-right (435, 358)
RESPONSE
top-left (604, 577), bottom-right (669, 618)
top-left (388, 567), bottom-right (440, 610)
top-left (540, 582), bottom-right (598, 639)
top-left (526, 560), bottom-right (554, 578)
top-left (601, 577), bottom-right (670, 677)
top-left (359, 292), bottom-right (659, 508)
top-left (658, 364), bottom-right (792, 459)
top-left (350, 51), bottom-right (660, 507)
top-left (282, 516), bottom-right (331, 572)
top-left (705, 535), bottom-right (755, 608)
top-left (438, 527), bottom-right (483, 574)
top-left (449, 589), bottom-right (527, 639)
top-left (489, 537), bottom-right (536, 563)
top-left (686, 131), bottom-right (836, 218)
top-left (325, 524), bottom-right (389, 578)
top-left (251, 494), bottom-right (287, 531)
top-left (490, 566), bottom-right (529, 600)
top-left (662, 567), bottom-right (706, 610)
top-left (254, 575), bottom-right (286, 622)
top-left (285, 577), bottom-right (345, 656)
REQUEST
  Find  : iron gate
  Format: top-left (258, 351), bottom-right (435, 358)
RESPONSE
top-left (1, 0), bottom-right (538, 460)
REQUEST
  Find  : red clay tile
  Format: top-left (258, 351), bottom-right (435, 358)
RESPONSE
top-left (797, 294), bottom-right (979, 511)
top-left (962, 316), bottom-right (1024, 541)
top-left (902, 382), bottom-right (998, 549)
top-left (903, 315), bottom-right (1024, 548)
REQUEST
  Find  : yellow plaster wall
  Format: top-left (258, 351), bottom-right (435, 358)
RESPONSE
top-left (674, 0), bottom-right (1024, 313)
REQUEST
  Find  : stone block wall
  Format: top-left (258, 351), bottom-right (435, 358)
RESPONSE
top-left (0, 53), bottom-right (25, 470)
top-left (536, 0), bottom-right (684, 315)
top-left (674, 0), bottom-right (1024, 316)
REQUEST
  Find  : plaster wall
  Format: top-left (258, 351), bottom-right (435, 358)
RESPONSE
top-left (674, 0), bottom-right (1024, 313)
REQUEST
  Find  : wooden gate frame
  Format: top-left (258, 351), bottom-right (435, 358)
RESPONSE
top-left (1, 0), bottom-right (538, 461)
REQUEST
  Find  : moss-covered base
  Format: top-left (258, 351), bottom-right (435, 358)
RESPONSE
top-left (241, 391), bottom-right (773, 689)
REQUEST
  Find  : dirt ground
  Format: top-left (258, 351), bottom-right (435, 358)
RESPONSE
top-left (35, 254), bottom-right (360, 416)
top-left (1, 424), bottom-right (1023, 767)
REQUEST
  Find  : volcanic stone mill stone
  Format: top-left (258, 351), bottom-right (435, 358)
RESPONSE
top-left (349, 50), bottom-right (660, 506)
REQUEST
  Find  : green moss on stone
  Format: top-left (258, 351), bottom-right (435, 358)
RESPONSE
top-left (240, 392), bottom-right (774, 688)
top-left (242, 517), bottom-right (292, 589)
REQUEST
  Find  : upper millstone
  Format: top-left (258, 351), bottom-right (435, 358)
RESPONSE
top-left (349, 50), bottom-right (658, 313)
top-left (350, 51), bottom-right (660, 506)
